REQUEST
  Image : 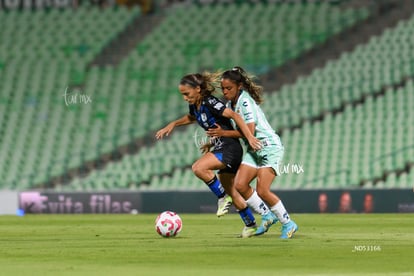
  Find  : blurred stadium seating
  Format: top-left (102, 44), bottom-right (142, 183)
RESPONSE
top-left (0, 0), bottom-right (412, 192)
top-left (0, 3), bottom-right (141, 189)
top-left (277, 80), bottom-right (414, 189)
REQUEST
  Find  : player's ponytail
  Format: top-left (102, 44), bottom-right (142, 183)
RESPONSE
top-left (222, 66), bottom-right (263, 104)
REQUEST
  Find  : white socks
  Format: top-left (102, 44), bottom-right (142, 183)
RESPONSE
top-left (246, 191), bottom-right (291, 225)
top-left (246, 191), bottom-right (270, 215)
top-left (271, 200), bottom-right (291, 224)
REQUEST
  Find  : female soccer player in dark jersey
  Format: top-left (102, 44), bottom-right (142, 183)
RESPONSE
top-left (156, 72), bottom-right (262, 237)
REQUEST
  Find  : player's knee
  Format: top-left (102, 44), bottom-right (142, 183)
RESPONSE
top-left (235, 181), bottom-right (247, 194)
top-left (191, 162), bottom-right (202, 177)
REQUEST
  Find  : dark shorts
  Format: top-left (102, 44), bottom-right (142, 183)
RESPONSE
top-left (211, 140), bottom-right (243, 174)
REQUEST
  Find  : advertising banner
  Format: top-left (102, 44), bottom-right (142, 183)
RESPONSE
top-left (18, 188), bottom-right (414, 214)
top-left (19, 191), bottom-right (141, 214)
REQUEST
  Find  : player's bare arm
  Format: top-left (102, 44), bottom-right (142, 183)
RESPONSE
top-left (221, 108), bottom-right (261, 150)
top-left (155, 114), bottom-right (195, 139)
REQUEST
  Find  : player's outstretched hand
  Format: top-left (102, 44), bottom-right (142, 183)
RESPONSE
top-left (155, 123), bottom-right (175, 140)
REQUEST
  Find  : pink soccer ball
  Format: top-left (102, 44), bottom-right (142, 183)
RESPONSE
top-left (155, 211), bottom-right (183, 237)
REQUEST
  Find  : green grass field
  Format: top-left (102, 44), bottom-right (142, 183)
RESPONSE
top-left (0, 213), bottom-right (413, 276)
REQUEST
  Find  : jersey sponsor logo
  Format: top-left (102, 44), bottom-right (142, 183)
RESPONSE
top-left (208, 97), bottom-right (217, 105)
top-left (244, 111), bottom-right (253, 120)
top-left (214, 102), bottom-right (224, 110)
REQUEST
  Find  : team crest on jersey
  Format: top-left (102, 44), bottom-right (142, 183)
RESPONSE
top-left (201, 113), bottom-right (207, 122)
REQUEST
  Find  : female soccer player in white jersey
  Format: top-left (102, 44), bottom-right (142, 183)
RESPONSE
top-left (156, 72), bottom-right (264, 237)
top-left (206, 66), bottom-right (298, 239)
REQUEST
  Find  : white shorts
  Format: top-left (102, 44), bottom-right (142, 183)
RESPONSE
top-left (242, 145), bottom-right (284, 176)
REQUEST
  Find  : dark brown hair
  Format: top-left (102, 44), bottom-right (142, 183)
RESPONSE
top-left (221, 66), bottom-right (263, 104)
top-left (180, 72), bottom-right (220, 97)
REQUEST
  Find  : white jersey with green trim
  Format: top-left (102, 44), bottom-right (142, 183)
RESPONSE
top-left (228, 90), bottom-right (283, 148)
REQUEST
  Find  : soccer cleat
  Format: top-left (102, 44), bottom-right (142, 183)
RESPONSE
top-left (256, 212), bottom-right (278, 236)
top-left (239, 225), bottom-right (258, 238)
top-left (280, 220), bottom-right (298, 239)
top-left (216, 195), bottom-right (232, 217)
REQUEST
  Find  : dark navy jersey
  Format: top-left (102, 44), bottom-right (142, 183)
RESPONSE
top-left (189, 95), bottom-right (234, 131)
top-left (189, 95), bottom-right (240, 151)
top-left (189, 96), bottom-right (243, 170)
